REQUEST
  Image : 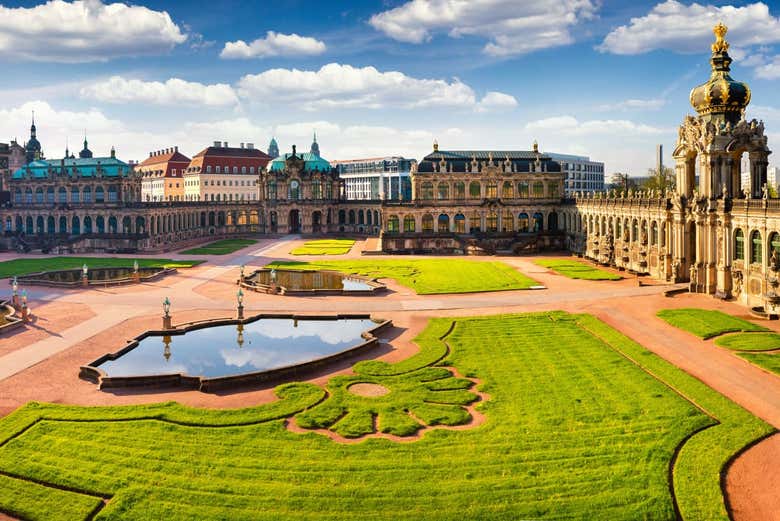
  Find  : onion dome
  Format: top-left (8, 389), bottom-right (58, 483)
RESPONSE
top-left (689, 23), bottom-right (751, 124)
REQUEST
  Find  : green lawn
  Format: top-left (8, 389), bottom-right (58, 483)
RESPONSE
top-left (715, 332), bottom-right (780, 352)
top-left (535, 258), bottom-right (622, 280)
top-left (657, 308), bottom-right (769, 339)
top-left (739, 352), bottom-right (780, 376)
top-left (265, 259), bottom-right (539, 294)
top-left (0, 312), bottom-right (770, 520)
top-left (180, 239), bottom-right (257, 255)
top-left (291, 239), bottom-right (356, 255)
top-left (0, 257), bottom-right (203, 278)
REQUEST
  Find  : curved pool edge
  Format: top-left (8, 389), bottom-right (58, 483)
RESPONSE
top-left (240, 268), bottom-right (386, 296)
top-left (80, 313), bottom-right (393, 394)
top-left (15, 267), bottom-right (177, 288)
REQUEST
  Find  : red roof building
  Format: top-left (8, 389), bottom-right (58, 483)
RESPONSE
top-left (184, 141), bottom-right (271, 202)
top-left (138, 146), bottom-right (191, 202)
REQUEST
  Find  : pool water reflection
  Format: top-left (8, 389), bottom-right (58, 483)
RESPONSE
top-left (98, 318), bottom-right (377, 378)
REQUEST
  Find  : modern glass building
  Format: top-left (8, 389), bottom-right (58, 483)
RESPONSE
top-left (332, 157), bottom-right (413, 201)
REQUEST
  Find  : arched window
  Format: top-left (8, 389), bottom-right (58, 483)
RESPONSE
top-left (651, 222), bottom-right (659, 246)
top-left (312, 179), bottom-right (322, 199)
top-left (338, 210), bottom-right (346, 224)
top-left (215, 166), bottom-right (221, 173)
top-left (437, 182), bottom-right (449, 200)
top-left (14, 189), bottom-right (22, 203)
top-left (46, 187), bottom-right (55, 203)
top-left (518, 212), bottom-right (529, 232)
top-left (470, 211), bottom-right (481, 233)
top-left (548, 182), bottom-right (560, 198)
top-left (438, 213), bottom-right (450, 233)
top-left (454, 182), bottom-right (465, 200)
top-left (268, 181), bottom-right (277, 200)
top-left (454, 213), bottom-right (465, 234)
top-left (289, 180), bottom-right (300, 200)
top-left (35, 188), bottom-right (44, 203)
top-left (71, 186), bottom-right (80, 203)
top-left (58, 187), bottom-right (67, 203)
top-left (486, 211), bottom-right (498, 232)
top-left (25, 188), bottom-right (32, 203)
top-left (95, 186), bottom-right (105, 203)
top-left (420, 181), bottom-right (434, 200)
top-left (502, 181), bottom-right (513, 199)
top-left (751, 231), bottom-right (763, 264)
top-left (358, 210), bottom-right (365, 225)
top-left (548, 211), bottom-right (558, 231)
top-left (502, 210), bottom-right (513, 232)
top-left (632, 219), bottom-right (639, 241)
top-left (769, 232), bottom-right (780, 265)
top-left (349, 210), bottom-right (356, 224)
top-left (387, 215), bottom-right (399, 233)
top-left (532, 182), bottom-right (544, 198)
top-left (517, 182), bottom-right (529, 198)
top-left (469, 181), bottom-right (481, 198)
top-left (486, 182), bottom-right (497, 199)
top-left (403, 215), bottom-right (416, 232)
top-left (108, 186), bottom-right (118, 202)
top-left (422, 214), bottom-right (434, 232)
top-left (533, 212), bottom-right (544, 232)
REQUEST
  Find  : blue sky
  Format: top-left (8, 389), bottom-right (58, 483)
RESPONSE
top-left (1, 0), bottom-right (779, 176)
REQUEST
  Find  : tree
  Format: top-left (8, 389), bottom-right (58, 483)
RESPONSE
top-left (608, 172), bottom-right (635, 192)
top-left (642, 167), bottom-right (675, 192)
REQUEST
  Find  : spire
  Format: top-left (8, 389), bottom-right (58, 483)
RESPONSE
top-left (65, 137), bottom-right (69, 159)
top-left (30, 110), bottom-right (36, 137)
top-left (268, 136), bottom-right (279, 158)
top-left (79, 131), bottom-right (93, 159)
top-left (309, 130), bottom-right (320, 156)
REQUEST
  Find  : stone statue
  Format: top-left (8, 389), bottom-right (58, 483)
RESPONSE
top-left (763, 183), bottom-right (769, 200)
top-left (771, 249), bottom-right (780, 273)
top-left (672, 260), bottom-right (681, 283)
top-left (689, 263), bottom-right (698, 286)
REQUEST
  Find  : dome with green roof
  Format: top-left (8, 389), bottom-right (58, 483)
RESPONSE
top-left (269, 145), bottom-right (331, 172)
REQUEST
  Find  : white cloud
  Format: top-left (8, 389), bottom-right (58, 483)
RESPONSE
top-left (754, 55), bottom-right (780, 79)
top-left (476, 91), bottom-right (519, 112)
top-left (599, 1), bottom-right (780, 55)
top-left (221, 31), bottom-right (326, 59)
top-left (0, 0), bottom-right (187, 62)
top-left (237, 63), bottom-right (515, 112)
top-left (80, 76), bottom-right (239, 107)
top-left (369, 0), bottom-right (597, 56)
top-left (526, 116), bottom-right (668, 137)
top-left (596, 98), bottom-right (666, 111)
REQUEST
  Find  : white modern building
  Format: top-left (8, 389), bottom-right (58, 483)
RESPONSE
top-left (546, 153), bottom-right (605, 195)
top-left (331, 157), bottom-right (414, 201)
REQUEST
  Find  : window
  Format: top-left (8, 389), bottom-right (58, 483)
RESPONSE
top-left (46, 187), bottom-right (55, 203)
top-left (422, 214), bottom-right (434, 232)
top-left (486, 212), bottom-right (498, 232)
top-left (454, 213), bottom-right (465, 233)
top-left (250, 167), bottom-right (255, 174)
top-left (502, 181), bottom-right (513, 199)
top-left (289, 179), bottom-right (300, 200)
top-left (232, 166), bottom-right (238, 174)
top-left (420, 181), bottom-right (433, 200)
top-left (172, 169), bottom-right (176, 175)
top-left (207, 166), bottom-right (212, 173)
top-left (437, 182), bottom-right (449, 200)
top-left (518, 182), bottom-right (529, 198)
top-left (387, 215), bottom-right (399, 233)
top-left (71, 187), bottom-right (80, 203)
top-left (58, 187), bottom-right (67, 203)
top-left (469, 181), bottom-right (481, 198)
top-left (312, 179), bottom-right (322, 199)
top-left (403, 215), bottom-right (416, 232)
top-left (752, 231), bottom-right (763, 264)
top-left (454, 182), bottom-right (465, 200)
top-left (241, 166), bottom-right (246, 174)
top-left (268, 181), bottom-right (277, 200)
top-left (438, 214), bottom-right (449, 233)
top-left (486, 182), bottom-right (497, 199)
top-left (532, 182), bottom-right (544, 198)
top-left (548, 182), bottom-right (560, 198)
top-left (651, 222), bottom-right (659, 246)
top-left (35, 188), bottom-right (43, 203)
top-left (83, 187), bottom-right (92, 203)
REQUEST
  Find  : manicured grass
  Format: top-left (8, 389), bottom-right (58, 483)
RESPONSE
top-left (180, 239), bottom-right (257, 255)
top-left (535, 258), bottom-right (622, 280)
top-left (739, 352), bottom-right (780, 376)
top-left (657, 308), bottom-right (769, 339)
top-left (0, 257), bottom-right (203, 278)
top-left (290, 239), bottom-right (355, 255)
top-left (0, 312), bottom-right (770, 520)
top-left (715, 332), bottom-right (780, 352)
top-left (266, 259), bottom-right (539, 294)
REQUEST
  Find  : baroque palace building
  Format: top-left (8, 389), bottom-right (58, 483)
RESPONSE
top-left (2, 23), bottom-right (778, 313)
top-left (570, 23), bottom-right (775, 311)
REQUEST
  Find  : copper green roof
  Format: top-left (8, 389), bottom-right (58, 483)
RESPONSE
top-left (269, 152), bottom-right (331, 172)
top-left (12, 156), bottom-right (131, 179)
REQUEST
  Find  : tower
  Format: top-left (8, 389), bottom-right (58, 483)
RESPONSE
top-left (310, 131), bottom-right (320, 157)
top-left (24, 112), bottom-right (42, 164)
top-left (79, 134), bottom-right (93, 159)
top-left (268, 137), bottom-right (279, 159)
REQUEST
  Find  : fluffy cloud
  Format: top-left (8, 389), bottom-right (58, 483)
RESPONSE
top-left (221, 31), bottom-right (326, 59)
top-left (80, 76), bottom-right (239, 107)
top-left (599, 1), bottom-right (780, 55)
top-left (237, 63), bottom-right (516, 111)
top-left (754, 55), bottom-right (780, 79)
top-left (369, 0), bottom-right (597, 56)
top-left (596, 98), bottom-right (666, 111)
top-left (476, 91), bottom-right (519, 112)
top-left (526, 116), bottom-right (668, 137)
top-left (0, 0), bottom-right (187, 62)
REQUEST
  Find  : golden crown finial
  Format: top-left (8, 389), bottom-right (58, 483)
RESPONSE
top-left (712, 22), bottom-right (729, 53)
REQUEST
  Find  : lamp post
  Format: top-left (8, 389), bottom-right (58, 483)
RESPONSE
top-left (237, 288), bottom-right (244, 320)
top-left (81, 264), bottom-right (89, 287)
top-left (162, 297), bottom-right (172, 330)
top-left (11, 276), bottom-right (19, 309)
top-left (238, 264), bottom-right (245, 284)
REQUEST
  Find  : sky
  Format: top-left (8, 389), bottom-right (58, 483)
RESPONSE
top-left (1, 0), bottom-right (780, 177)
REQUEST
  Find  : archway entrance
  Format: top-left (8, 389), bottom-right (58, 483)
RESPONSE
top-left (289, 210), bottom-right (300, 233)
top-left (312, 211), bottom-right (322, 233)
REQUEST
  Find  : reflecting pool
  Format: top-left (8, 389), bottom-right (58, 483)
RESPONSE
top-left (98, 318), bottom-right (377, 378)
top-left (245, 269), bottom-right (377, 292)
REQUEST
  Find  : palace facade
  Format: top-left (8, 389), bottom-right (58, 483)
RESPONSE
top-left (3, 23), bottom-right (779, 313)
